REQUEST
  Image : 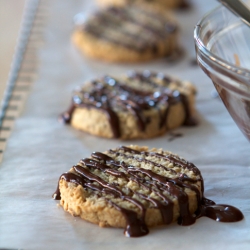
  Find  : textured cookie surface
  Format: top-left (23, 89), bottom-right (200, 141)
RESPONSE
top-left (72, 5), bottom-right (178, 62)
top-left (97, 0), bottom-right (184, 9)
top-left (53, 145), bottom-right (203, 237)
top-left (61, 71), bottom-right (197, 140)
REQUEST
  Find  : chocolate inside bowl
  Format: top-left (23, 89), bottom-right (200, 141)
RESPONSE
top-left (194, 5), bottom-right (250, 141)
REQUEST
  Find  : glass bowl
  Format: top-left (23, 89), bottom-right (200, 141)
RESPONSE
top-left (194, 5), bottom-right (250, 141)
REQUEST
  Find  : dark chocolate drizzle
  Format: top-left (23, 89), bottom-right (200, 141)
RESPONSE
top-left (53, 146), bottom-right (243, 237)
top-left (60, 71), bottom-right (197, 138)
top-left (82, 6), bottom-right (177, 53)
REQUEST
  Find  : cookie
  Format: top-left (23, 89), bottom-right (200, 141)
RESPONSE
top-left (72, 5), bottom-right (178, 62)
top-left (53, 146), bottom-right (244, 237)
top-left (96, 0), bottom-right (184, 10)
top-left (53, 145), bottom-right (204, 237)
top-left (60, 71), bottom-right (197, 140)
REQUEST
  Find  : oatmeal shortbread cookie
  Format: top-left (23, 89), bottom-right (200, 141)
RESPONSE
top-left (61, 71), bottom-right (197, 140)
top-left (72, 5), bottom-right (178, 62)
top-left (53, 145), bottom-right (204, 237)
top-left (97, 0), bottom-right (184, 9)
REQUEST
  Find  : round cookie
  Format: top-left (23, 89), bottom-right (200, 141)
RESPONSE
top-left (72, 5), bottom-right (178, 62)
top-left (96, 0), bottom-right (184, 10)
top-left (60, 71), bottom-right (197, 140)
top-left (53, 145), bottom-right (204, 237)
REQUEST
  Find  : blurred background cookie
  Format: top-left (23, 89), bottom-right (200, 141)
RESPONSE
top-left (96, 0), bottom-right (186, 9)
top-left (60, 71), bottom-right (197, 139)
top-left (72, 5), bottom-right (178, 62)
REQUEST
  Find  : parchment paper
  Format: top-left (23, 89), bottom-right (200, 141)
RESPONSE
top-left (0, 1), bottom-right (250, 249)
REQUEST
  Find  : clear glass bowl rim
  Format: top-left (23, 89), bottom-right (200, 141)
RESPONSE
top-left (194, 5), bottom-right (250, 82)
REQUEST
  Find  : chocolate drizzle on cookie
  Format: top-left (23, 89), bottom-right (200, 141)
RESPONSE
top-left (60, 71), bottom-right (197, 138)
top-left (53, 146), bottom-right (243, 237)
top-left (82, 6), bottom-right (177, 53)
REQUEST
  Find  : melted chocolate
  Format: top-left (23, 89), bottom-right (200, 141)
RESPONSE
top-left (198, 57), bottom-right (250, 141)
top-left (213, 83), bottom-right (250, 141)
top-left (53, 146), bottom-right (243, 237)
top-left (201, 204), bottom-right (243, 222)
top-left (61, 71), bottom-right (197, 138)
top-left (168, 132), bottom-right (183, 141)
